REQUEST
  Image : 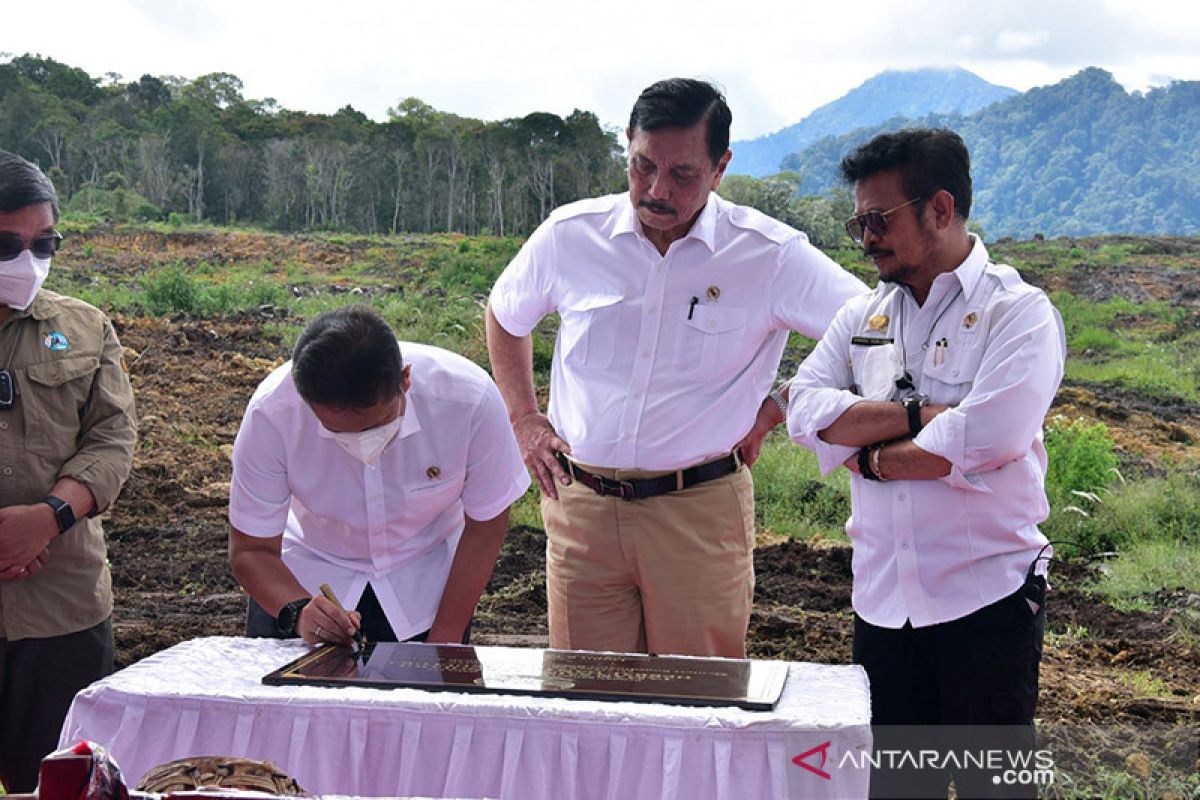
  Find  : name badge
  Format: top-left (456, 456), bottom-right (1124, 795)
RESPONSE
top-left (851, 336), bottom-right (894, 347)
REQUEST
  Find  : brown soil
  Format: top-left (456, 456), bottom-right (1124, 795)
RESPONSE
top-left (76, 231), bottom-right (1197, 747)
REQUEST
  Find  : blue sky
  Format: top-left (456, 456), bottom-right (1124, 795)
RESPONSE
top-left (5, 0), bottom-right (1199, 140)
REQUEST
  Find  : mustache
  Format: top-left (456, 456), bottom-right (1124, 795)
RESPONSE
top-left (865, 246), bottom-right (891, 258)
top-left (638, 199), bottom-right (677, 216)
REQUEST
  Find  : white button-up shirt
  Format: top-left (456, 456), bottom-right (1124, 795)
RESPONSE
top-left (229, 342), bottom-right (530, 640)
top-left (787, 237), bottom-right (1066, 628)
top-left (489, 192), bottom-right (867, 470)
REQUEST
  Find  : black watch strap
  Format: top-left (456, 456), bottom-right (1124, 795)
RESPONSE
top-left (42, 495), bottom-right (77, 534)
top-left (275, 597), bottom-right (311, 638)
top-left (902, 396), bottom-right (924, 436)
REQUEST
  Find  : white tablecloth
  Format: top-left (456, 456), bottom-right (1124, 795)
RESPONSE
top-left (61, 637), bottom-right (870, 799)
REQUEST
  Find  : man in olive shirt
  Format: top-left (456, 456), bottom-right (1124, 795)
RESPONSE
top-left (0, 150), bottom-right (137, 793)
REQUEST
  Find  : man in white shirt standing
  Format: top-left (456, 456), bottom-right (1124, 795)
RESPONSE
top-left (229, 305), bottom-right (529, 646)
top-left (486, 78), bottom-right (865, 659)
top-left (785, 128), bottom-right (1065, 798)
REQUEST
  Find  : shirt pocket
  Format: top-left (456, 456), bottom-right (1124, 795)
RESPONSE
top-left (401, 470), bottom-right (466, 531)
top-left (558, 293), bottom-right (623, 369)
top-left (20, 355), bottom-right (100, 462)
top-left (674, 304), bottom-right (747, 376)
top-left (849, 341), bottom-right (902, 401)
top-left (922, 338), bottom-right (986, 406)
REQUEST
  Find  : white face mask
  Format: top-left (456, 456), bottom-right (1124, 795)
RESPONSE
top-left (0, 249), bottom-right (50, 310)
top-left (319, 414), bottom-right (404, 466)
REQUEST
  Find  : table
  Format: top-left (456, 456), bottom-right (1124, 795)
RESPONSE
top-left (61, 637), bottom-right (871, 799)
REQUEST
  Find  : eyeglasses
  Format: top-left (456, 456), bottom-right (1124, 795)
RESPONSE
top-left (0, 231), bottom-right (62, 261)
top-left (844, 198), bottom-right (923, 245)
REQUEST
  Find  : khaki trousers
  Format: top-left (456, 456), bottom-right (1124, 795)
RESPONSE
top-left (542, 460), bottom-right (755, 658)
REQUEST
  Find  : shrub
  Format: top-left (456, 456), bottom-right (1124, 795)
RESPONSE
top-left (1044, 415), bottom-right (1119, 506)
top-left (143, 267), bottom-right (201, 315)
top-left (1042, 415), bottom-right (1121, 553)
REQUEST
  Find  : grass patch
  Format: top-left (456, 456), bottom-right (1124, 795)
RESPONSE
top-left (752, 432), bottom-right (850, 541)
top-left (1050, 292), bottom-right (1198, 402)
top-left (1087, 538), bottom-right (1200, 610)
top-left (1068, 348), bottom-right (1198, 403)
top-left (1044, 623), bottom-right (1090, 647)
top-left (508, 486), bottom-right (544, 530)
top-left (1113, 668), bottom-right (1175, 699)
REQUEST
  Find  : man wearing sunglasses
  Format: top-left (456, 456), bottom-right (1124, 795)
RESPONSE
top-left (785, 129), bottom-right (1065, 798)
top-left (0, 150), bottom-right (137, 793)
top-left (486, 79), bottom-right (865, 659)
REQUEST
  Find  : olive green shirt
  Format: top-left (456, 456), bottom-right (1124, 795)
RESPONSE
top-left (0, 290), bottom-right (137, 641)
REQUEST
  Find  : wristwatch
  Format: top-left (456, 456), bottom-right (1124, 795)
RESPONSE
top-left (41, 495), bottom-right (77, 534)
top-left (275, 597), bottom-right (311, 638)
top-left (901, 395), bottom-right (926, 436)
top-left (769, 384), bottom-right (790, 419)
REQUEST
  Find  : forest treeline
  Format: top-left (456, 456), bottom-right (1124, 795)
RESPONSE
top-left (779, 68), bottom-right (1200, 239)
top-left (0, 54), bottom-right (628, 236)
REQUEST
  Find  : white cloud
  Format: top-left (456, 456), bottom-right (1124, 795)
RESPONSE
top-left (3, 0), bottom-right (1198, 139)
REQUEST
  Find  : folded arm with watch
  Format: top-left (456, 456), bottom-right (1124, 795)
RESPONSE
top-left (814, 395), bottom-right (954, 482)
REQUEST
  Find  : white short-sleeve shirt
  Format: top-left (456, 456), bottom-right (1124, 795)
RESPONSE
top-left (229, 342), bottom-right (531, 640)
top-left (489, 192), bottom-right (867, 470)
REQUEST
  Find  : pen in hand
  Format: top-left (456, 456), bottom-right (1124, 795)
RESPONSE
top-left (319, 582), bottom-right (366, 654)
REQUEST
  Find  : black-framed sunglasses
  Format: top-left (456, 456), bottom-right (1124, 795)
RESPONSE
top-left (844, 197), bottom-right (923, 245)
top-left (0, 231), bottom-right (63, 261)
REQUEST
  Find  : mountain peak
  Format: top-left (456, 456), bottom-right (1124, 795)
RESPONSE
top-left (729, 66), bottom-right (1017, 177)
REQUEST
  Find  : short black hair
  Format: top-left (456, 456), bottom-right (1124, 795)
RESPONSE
top-left (292, 305), bottom-right (404, 408)
top-left (0, 149), bottom-right (59, 221)
top-left (628, 78), bottom-right (732, 166)
top-left (839, 128), bottom-right (972, 220)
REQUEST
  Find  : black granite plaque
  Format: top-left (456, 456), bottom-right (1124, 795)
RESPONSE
top-left (263, 642), bottom-right (789, 711)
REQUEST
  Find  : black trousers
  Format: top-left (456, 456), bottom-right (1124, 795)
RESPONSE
top-left (0, 618), bottom-right (114, 793)
top-left (854, 574), bottom-right (1045, 799)
top-left (245, 583), bottom-right (471, 644)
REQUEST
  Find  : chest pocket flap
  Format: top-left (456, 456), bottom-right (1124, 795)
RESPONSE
top-left (25, 355), bottom-right (100, 388)
top-left (682, 304), bottom-right (746, 334)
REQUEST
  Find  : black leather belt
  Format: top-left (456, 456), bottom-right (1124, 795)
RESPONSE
top-left (555, 451), bottom-right (742, 501)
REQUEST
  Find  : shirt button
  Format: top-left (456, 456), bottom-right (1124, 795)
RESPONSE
top-left (708, 320), bottom-right (718, 329)
top-left (901, 542), bottom-right (910, 550)
top-left (2, 466), bottom-right (11, 476)
top-left (0, 420), bottom-right (7, 430)
top-left (952, 369), bottom-right (959, 376)
top-left (898, 493), bottom-right (907, 501)
top-left (640, 350), bottom-right (650, 358)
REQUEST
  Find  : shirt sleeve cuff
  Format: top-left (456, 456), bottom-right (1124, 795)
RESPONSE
top-left (786, 389), bottom-right (865, 473)
top-left (59, 455), bottom-right (124, 514)
top-left (488, 294), bottom-right (538, 338)
top-left (464, 472), bottom-right (532, 523)
top-left (914, 412), bottom-right (991, 493)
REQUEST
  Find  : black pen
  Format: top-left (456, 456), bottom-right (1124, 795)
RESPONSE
top-left (688, 296), bottom-right (699, 320)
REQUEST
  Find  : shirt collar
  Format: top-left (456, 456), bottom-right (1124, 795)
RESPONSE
top-left (924, 234), bottom-right (988, 305)
top-left (953, 234), bottom-right (989, 300)
top-left (397, 389), bottom-right (422, 439)
top-left (8, 290), bottom-right (54, 322)
top-left (611, 192), bottom-right (719, 252)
